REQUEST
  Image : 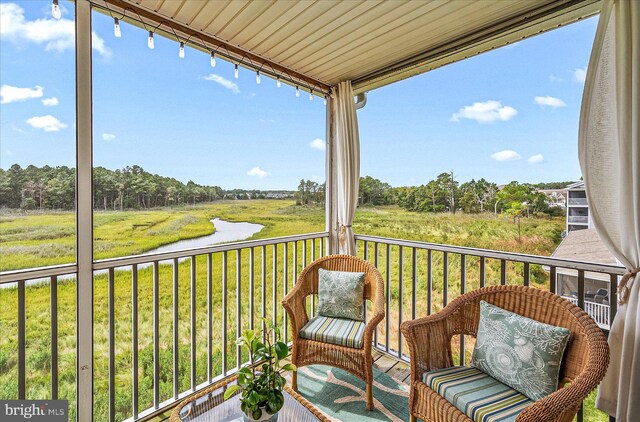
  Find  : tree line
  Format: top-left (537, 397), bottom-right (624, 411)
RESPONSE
top-left (0, 164), bottom-right (225, 210)
top-left (295, 173), bottom-right (571, 218)
top-left (1, 164), bottom-right (572, 217)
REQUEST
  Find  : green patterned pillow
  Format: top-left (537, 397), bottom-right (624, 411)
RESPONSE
top-left (470, 301), bottom-right (571, 401)
top-left (316, 268), bottom-right (365, 321)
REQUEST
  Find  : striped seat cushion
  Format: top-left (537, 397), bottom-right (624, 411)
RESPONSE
top-left (423, 366), bottom-right (533, 422)
top-left (299, 316), bottom-right (365, 348)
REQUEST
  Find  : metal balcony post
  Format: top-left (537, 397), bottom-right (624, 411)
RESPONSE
top-left (325, 97), bottom-right (338, 254)
top-left (75, 1), bottom-right (94, 420)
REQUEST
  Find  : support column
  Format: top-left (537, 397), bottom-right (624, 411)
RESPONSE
top-left (325, 96), bottom-right (338, 254)
top-left (75, 1), bottom-right (93, 420)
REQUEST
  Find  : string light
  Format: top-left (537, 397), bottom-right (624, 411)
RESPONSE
top-left (102, 15), bottom-right (332, 99)
top-left (52, 0), bottom-right (61, 19)
top-left (113, 18), bottom-right (121, 38)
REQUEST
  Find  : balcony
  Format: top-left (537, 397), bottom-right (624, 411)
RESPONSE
top-left (0, 232), bottom-right (624, 421)
top-left (569, 198), bottom-right (589, 206)
top-left (568, 215), bottom-right (589, 224)
top-left (2, 0), bottom-right (635, 421)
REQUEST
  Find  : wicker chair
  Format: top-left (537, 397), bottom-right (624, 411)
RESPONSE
top-left (400, 285), bottom-right (610, 422)
top-left (282, 254), bottom-right (385, 410)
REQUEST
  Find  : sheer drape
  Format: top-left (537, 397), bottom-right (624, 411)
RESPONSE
top-left (332, 81), bottom-right (360, 255)
top-left (578, 1), bottom-right (640, 420)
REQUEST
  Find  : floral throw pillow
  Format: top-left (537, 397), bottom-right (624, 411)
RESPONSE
top-left (316, 268), bottom-right (365, 321)
top-left (470, 301), bottom-right (571, 401)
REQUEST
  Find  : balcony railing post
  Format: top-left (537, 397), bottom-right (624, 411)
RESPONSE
top-left (398, 246), bottom-right (404, 358)
top-left (18, 280), bottom-right (25, 400)
top-left (75, 0), bottom-right (94, 419)
top-left (108, 268), bottom-right (115, 421)
top-left (172, 259), bottom-right (179, 397)
top-left (51, 276), bottom-right (58, 400)
top-left (132, 264), bottom-right (139, 416)
top-left (325, 97), bottom-right (339, 254)
top-left (236, 250), bottom-right (242, 369)
top-left (191, 256), bottom-right (197, 389)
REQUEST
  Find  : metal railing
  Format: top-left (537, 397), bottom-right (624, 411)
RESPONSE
top-left (354, 234), bottom-right (625, 422)
top-left (1, 232), bottom-right (625, 422)
top-left (0, 232), bottom-right (328, 422)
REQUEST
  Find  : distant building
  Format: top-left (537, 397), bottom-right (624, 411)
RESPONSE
top-left (565, 181), bottom-right (592, 232)
top-left (547, 181), bottom-right (615, 328)
top-left (537, 189), bottom-right (567, 209)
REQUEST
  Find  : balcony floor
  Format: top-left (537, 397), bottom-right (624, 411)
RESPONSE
top-left (152, 350), bottom-right (410, 422)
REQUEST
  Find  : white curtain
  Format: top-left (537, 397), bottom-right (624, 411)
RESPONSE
top-left (578, 1), bottom-right (640, 420)
top-left (332, 81), bottom-right (360, 255)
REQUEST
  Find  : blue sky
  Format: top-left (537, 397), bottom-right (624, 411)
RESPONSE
top-left (0, 1), bottom-right (597, 189)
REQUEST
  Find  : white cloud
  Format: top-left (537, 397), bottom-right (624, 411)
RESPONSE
top-left (528, 154), bottom-right (545, 164)
top-left (0, 84), bottom-right (43, 104)
top-left (0, 3), bottom-right (110, 57)
top-left (309, 138), bottom-right (326, 151)
top-left (247, 166), bottom-right (270, 178)
top-left (102, 133), bottom-right (116, 141)
top-left (450, 100), bottom-right (517, 124)
top-left (549, 74), bottom-right (563, 83)
top-left (26, 115), bottom-right (67, 132)
top-left (201, 73), bottom-right (240, 94)
top-left (534, 96), bottom-right (566, 108)
top-left (573, 67), bottom-right (587, 83)
top-left (41, 97), bottom-right (59, 106)
top-left (490, 150), bottom-right (521, 162)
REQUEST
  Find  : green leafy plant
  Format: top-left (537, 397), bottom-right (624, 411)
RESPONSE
top-left (223, 320), bottom-right (296, 420)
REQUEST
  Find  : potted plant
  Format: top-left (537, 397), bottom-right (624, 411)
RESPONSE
top-left (223, 321), bottom-right (296, 421)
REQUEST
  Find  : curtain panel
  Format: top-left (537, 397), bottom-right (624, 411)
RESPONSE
top-left (331, 81), bottom-right (361, 255)
top-left (578, 1), bottom-right (640, 420)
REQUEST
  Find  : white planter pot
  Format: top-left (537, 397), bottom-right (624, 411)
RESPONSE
top-left (243, 407), bottom-right (279, 422)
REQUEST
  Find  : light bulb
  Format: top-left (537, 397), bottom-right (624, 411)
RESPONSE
top-left (295, 86), bottom-right (299, 97)
top-left (210, 52), bottom-right (216, 67)
top-left (52, 0), bottom-right (61, 19)
top-left (148, 31), bottom-right (154, 49)
top-left (276, 77), bottom-right (281, 88)
top-left (234, 64), bottom-right (239, 79)
top-left (309, 90), bottom-right (313, 101)
top-left (256, 71), bottom-right (261, 84)
top-left (114, 18), bottom-right (121, 38)
top-left (179, 42), bottom-right (185, 58)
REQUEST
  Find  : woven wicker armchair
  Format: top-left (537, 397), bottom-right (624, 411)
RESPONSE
top-left (282, 254), bottom-right (385, 410)
top-left (400, 285), bottom-right (609, 422)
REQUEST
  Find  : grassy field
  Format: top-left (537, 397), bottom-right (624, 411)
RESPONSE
top-left (0, 201), bottom-right (604, 421)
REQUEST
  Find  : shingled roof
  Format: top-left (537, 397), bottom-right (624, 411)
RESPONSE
top-left (552, 228), bottom-right (617, 264)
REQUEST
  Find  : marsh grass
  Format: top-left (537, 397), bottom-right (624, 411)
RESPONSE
top-left (0, 201), bottom-right (605, 421)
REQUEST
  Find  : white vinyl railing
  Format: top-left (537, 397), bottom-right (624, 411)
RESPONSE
top-left (564, 296), bottom-right (610, 328)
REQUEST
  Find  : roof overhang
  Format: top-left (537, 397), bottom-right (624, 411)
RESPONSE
top-left (96, 0), bottom-right (601, 94)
